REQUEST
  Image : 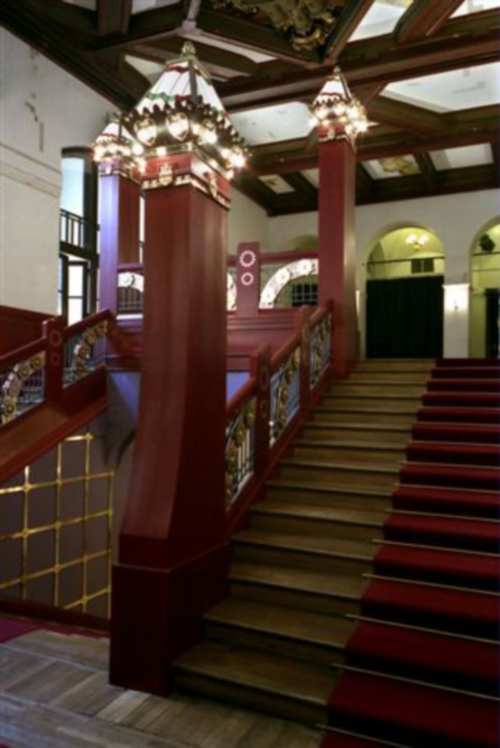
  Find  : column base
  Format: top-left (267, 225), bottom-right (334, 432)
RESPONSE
top-left (110, 542), bottom-right (230, 695)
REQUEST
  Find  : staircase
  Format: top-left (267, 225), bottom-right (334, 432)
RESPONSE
top-left (173, 359), bottom-right (500, 748)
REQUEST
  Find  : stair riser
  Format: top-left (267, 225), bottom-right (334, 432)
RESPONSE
top-left (175, 671), bottom-right (327, 725)
top-left (266, 485), bottom-right (392, 513)
top-left (363, 600), bottom-right (499, 640)
top-left (323, 397), bottom-right (421, 411)
top-left (432, 369), bottom-right (500, 379)
top-left (233, 543), bottom-right (373, 576)
top-left (374, 560), bottom-right (499, 592)
top-left (418, 410), bottom-right (500, 424)
top-left (315, 410), bottom-right (417, 426)
top-left (302, 426), bottom-right (410, 444)
top-left (400, 471), bottom-right (500, 492)
top-left (230, 580), bottom-right (362, 618)
top-left (384, 526), bottom-right (500, 553)
top-left (412, 428), bottom-right (500, 444)
top-left (279, 464), bottom-right (398, 491)
top-left (251, 511), bottom-right (384, 542)
top-left (393, 495), bottom-right (500, 519)
top-left (406, 448), bottom-right (500, 467)
top-left (328, 385), bottom-right (425, 397)
top-left (428, 381), bottom-right (500, 392)
top-left (423, 395), bottom-right (500, 407)
top-left (346, 652), bottom-right (498, 698)
top-left (205, 621), bottom-right (345, 668)
top-left (355, 361), bottom-right (432, 372)
top-left (349, 372), bottom-right (429, 382)
top-left (292, 444), bottom-right (403, 465)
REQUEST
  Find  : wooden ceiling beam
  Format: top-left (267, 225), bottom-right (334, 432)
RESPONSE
top-left (129, 38), bottom-right (259, 77)
top-left (220, 10), bottom-right (500, 111)
top-left (395, 0), bottom-right (466, 44)
top-left (356, 163), bottom-right (375, 199)
top-left (366, 96), bottom-right (445, 134)
top-left (196, 6), bottom-right (320, 65)
top-left (97, 0), bottom-right (133, 36)
top-left (323, 0), bottom-right (376, 62)
top-left (282, 172), bottom-right (318, 207)
top-left (248, 105), bottom-right (500, 175)
top-left (414, 152), bottom-right (438, 192)
top-left (92, 3), bottom-right (185, 50)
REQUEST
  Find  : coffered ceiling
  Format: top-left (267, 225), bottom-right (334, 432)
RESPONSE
top-left (1, 0), bottom-right (498, 213)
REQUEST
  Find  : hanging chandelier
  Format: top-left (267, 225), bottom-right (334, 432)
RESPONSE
top-left (94, 42), bottom-right (248, 179)
top-left (310, 66), bottom-right (368, 142)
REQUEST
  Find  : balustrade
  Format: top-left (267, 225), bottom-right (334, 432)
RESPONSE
top-left (117, 263), bottom-right (144, 316)
top-left (224, 301), bottom-right (333, 513)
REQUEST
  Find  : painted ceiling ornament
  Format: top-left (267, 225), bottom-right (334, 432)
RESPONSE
top-left (210, 0), bottom-right (339, 53)
top-left (94, 42), bottom-right (248, 180)
top-left (310, 65), bottom-right (368, 144)
top-left (380, 156), bottom-right (419, 176)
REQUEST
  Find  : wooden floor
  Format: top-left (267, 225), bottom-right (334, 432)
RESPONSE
top-left (0, 627), bottom-right (322, 747)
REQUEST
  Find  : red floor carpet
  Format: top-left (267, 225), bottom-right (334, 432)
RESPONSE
top-left (325, 359), bottom-right (500, 748)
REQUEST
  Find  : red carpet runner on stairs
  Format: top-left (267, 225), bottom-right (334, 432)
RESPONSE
top-left (325, 358), bottom-right (500, 748)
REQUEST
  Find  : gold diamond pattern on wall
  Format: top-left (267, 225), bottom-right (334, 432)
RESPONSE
top-left (0, 427), bottom-right (114, 619)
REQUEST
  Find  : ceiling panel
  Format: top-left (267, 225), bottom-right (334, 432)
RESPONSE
top-left (258, 175), bottom-right (295, 194)
top-left (231, 102), bottom-right (312, 146)
top-left (63, 0), bottom-right (96, 8)
top-left (430, 144), bottom-right (494, 170)
top-left (132, 0), bottom-right (179, 13)
top-left (302, 169), bottom-right (319, 187)
top-left (350, 0), bottom-right (413, 41)
top-left (452, 0), bottom-right (500, 16)
top-left (363, 155), bottom-right (420, 179)
top-left (125, 55), bottom-right (163, 81)
top-left (181, 33), bottom-right (274, 64)
top-left (384, 62), bottom-right (500, 113)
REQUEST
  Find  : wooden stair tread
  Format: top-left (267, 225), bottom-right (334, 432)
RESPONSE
top-left (317, 405), bottom-right (418, 415)
top-left (282, 458), bottom-right (399, 475)
top-left (206, 598), bottom-right (355, 649)
top-left (252, 499), bottom-right (386, 527)
top-left (174, 641), bottom-right (336, 706)
top-left (325, 393), bottom-right (422, 402)
top-left (307, 422), bottom-right (411, 433)
top-left (295, 439), bottom-right (404, 453)
top-left (267, 478), bottom-right (392, 500)
top-left (230, 562), bottom-right (368, 600)
top-left (234, 530), bottom-right (376, 560)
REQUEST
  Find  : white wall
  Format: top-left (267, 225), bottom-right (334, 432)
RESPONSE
top-left (0, 29), bottom-right (111, 314)
top-left (263, 189), bottom-right (500, 357)
top-left (228, 189), bottom-right (267, 255)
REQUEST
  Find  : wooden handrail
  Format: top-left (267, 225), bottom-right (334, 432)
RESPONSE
top-left (64, 310), bottom-right (112, 340)
top-left (117, 263), bottom-right (144, 273)
top-left (271, 331), bottom-right (301, 371)
top-left (0, 336), bottom-right (48, 371)
top-left (226, 375), bottom-right (257, 420)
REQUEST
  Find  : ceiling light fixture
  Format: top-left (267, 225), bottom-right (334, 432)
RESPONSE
top-left (310, 66), bottom-right (368, 143)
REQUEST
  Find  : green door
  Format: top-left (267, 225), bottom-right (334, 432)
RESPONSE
top-left (366, 276), bottom-right (444, 358)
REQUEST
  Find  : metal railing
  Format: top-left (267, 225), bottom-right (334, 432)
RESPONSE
top-left (117, 263), bottom-right (144, 316)
top-left (224, 301), bottom-right (333, 511)
top-left (60, 209), bottom-right (98, 253)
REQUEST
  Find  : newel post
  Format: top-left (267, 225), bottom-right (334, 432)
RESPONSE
top-left (94, 43), bottom-right (249, 696)
top-left (311, 67), bottom-right (367, 378)
top-left (236, 242), bottom-right (261, 317)
top-left (96, 119), bottom-right (141, 316)
top-left (251, 345), bottom-right (271, 477)
top-left (43, 317), bottom-right (64, 403)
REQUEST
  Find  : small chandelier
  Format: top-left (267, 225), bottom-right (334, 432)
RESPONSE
top-left (94, 42), bottom-right (248, 179)
top-left (310, 66), bottom-right (368, 141)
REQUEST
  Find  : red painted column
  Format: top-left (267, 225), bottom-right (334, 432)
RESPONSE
top-left (98, 167), bottom-right (141, 315)
top-left (110, 153), bottom-right (230, 695)
top-left (318, 138), bottom-right (358, 377)
top-left (236, 242), bottom-right (261, 317)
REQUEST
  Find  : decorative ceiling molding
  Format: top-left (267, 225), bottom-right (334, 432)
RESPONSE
top-left (209, 0), bottom-right (341, 53)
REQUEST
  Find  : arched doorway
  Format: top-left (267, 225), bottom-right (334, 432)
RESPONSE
top-left (260, 258), bottom-right (319, 309)
top-left (470, 217), bottom-right (500, 358)
top-left (364, 225), bottom-right (445, 358)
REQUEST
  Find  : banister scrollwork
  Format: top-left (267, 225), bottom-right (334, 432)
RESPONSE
top-left (70, 320), bottom-right (109, 381)
top-left (225, 398), bottom-right (256, 509)
top-left (310, 312), bottom-right (331, 389)
top-left (1, 351), bottom-right (46, 424)
top-left (270, 346), bottom-right (300, 444)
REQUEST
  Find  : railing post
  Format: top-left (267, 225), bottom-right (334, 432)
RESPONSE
top-left (251, 345), bottom-right (271, 477)
top-left (43, 317), bottom-right (64, 403)
top-left (295, 307), bottom-right (312, 414)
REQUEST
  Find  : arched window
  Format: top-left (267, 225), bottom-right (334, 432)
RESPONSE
top-left (260, 259), bottom-right (319, 309)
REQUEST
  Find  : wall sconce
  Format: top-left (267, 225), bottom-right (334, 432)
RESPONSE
top-left (443, 283), bottom-right (469, 313)
top-left (406, 232), bottom-right (429, 251)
